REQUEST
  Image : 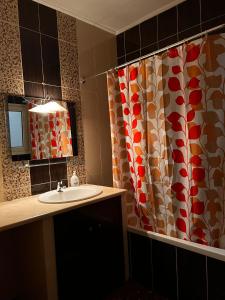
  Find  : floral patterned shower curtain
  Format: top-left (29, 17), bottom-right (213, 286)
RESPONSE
top-left (107, 34), bottom-right (225, 249)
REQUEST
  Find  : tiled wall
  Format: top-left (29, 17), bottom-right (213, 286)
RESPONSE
top-left (129, 232), bottom-right (225, 300)
top-left (30, 158), bottom-right (69, 195)
top-left (116, 0), bottom-right (225, 65)
top-left (0, 0), bottom-right (86, 200)
top-left (77, 20), bottom-right (116, 186)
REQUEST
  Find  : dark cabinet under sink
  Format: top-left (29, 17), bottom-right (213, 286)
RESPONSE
top-left (53, 196), bottom-right (125, 300)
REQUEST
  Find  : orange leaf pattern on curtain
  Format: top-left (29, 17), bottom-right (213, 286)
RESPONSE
top-left (107, 34), bottom-right (225, 248)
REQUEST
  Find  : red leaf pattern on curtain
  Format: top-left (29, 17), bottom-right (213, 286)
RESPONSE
top-left (107, 34), bottom-right (225, 248)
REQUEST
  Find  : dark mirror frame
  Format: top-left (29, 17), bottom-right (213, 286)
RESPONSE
top-left (5, 95), bottom-right (78, 161)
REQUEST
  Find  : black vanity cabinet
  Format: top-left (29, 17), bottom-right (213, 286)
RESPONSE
top-left (54, 196), bottom-right (125, 300)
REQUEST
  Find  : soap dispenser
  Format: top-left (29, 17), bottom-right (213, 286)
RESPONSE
top-left (70, 171), bottom-right (79, 187)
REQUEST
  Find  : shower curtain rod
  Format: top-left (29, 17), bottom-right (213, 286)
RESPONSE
top-left (82, 23), bottom-right (225, 82)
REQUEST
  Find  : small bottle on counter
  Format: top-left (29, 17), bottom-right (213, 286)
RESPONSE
top-left (70, 171), bottom-right (79, 187)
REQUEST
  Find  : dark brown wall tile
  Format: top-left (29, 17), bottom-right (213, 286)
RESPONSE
top-left (116, 0), bottom-right (224, 61)
top-left (31, 182), bottom-right (50, 195)
top-left (178, 24), bottom-right (201, 40)
top-left (50, 163), bottom-right (67, 182)
top-left (30, 159), bottom-right (49, 165)
top-left (178, 0), bottom-right (200, 32)
top-left (125, 25), bottom-right (140, 54)
top-left (129, 233), bottom-right (152, 289)
top-left (152, 240), bottom-right (177, 300)
top-left (20, 28), bottom-right (43, 83)
top-left (30, 165), bottom-right (50, 185)
top-left (177, 248), bottom-right (207, 300)
top-left (140, 17), bottom-right (157, 48)
top-left (39, 4), bottom-right (58, 38)
top-left (18, 0), bottom-right (39, 31)
top-left (201, 0), bottom-right (225, 22)
top-left (208, 257), bottom-right (225, 300)
top-left (116, 33), bottom-right (125, 57)
top-left (158, 7), bottom-right (177, 41)
top-left (202, 15), bottom-right (225, 31)
top-left (141, 43), bottom-right (158, 56)
top-left (44, 84), bottom-right (62, 100)
top-left (41, 35), bottom-right (61, 86)
top-left (24, 82), bottom-right (44, 98)
top-left (50, 158), bottom-right (66, 164)
top-left (125, 50), bottom-right (140, 62)
top-left (117, 56), bottom-right (125, 66)
top-left (158, 34), bottom-right (178, 49)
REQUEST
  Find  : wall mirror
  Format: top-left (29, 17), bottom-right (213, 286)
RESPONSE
top-left (5, 96), bottom-right (78, 161)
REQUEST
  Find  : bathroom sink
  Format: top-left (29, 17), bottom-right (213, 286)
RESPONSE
top-left (38, 185), bottom-right (103, 204)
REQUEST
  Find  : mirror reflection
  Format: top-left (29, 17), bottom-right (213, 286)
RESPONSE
top-left (6, 96), bottom-right (78, 161)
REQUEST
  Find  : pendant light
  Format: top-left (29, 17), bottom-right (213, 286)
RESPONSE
top-left (28, 96), bottom-right (67, 113)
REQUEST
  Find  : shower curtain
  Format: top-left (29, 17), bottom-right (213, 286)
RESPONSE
top-left (107, 33), bottom-right (225, 248)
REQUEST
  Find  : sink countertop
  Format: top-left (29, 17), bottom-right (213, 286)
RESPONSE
top-left (0, 186), bottom-right (126, 232)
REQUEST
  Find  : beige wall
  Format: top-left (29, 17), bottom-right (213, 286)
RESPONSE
top-left (77, 20), bottom-right (117, 186)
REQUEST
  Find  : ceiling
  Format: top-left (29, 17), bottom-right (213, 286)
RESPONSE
top-left (34, 0), bottom-right (185, 35)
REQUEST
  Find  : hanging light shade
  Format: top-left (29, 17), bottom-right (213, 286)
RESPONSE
top-left (29, 103), bottom-right (49, 113)
top-left (29, 101), bottom-right (67, 113)
top-left (41, 101), bottom-right (67, 112)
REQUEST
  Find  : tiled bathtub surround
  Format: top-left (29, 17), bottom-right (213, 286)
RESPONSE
top-left (116, 0), bottom-right (225, 64)
top-left (0, 0), bottom-right (86, 200)
top-left (129, 232), bottom-right (225, 300)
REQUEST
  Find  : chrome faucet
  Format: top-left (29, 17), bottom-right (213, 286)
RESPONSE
top-left (57, 181), bottom-right (64, 192)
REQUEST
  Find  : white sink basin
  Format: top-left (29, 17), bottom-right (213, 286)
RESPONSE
top-left (38, 185), bottom-right (103, 204)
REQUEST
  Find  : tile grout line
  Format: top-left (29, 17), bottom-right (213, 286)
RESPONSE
top-left (31, 178), bottom-right (68, 187)
top-left (6, 79), bottom-right (81, 95)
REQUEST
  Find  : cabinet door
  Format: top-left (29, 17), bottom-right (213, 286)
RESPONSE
top-left (54, 196), bottom-right (125, 300)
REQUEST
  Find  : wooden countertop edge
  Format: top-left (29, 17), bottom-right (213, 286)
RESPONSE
top-left (0, 186), bottom-right (127, 232)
